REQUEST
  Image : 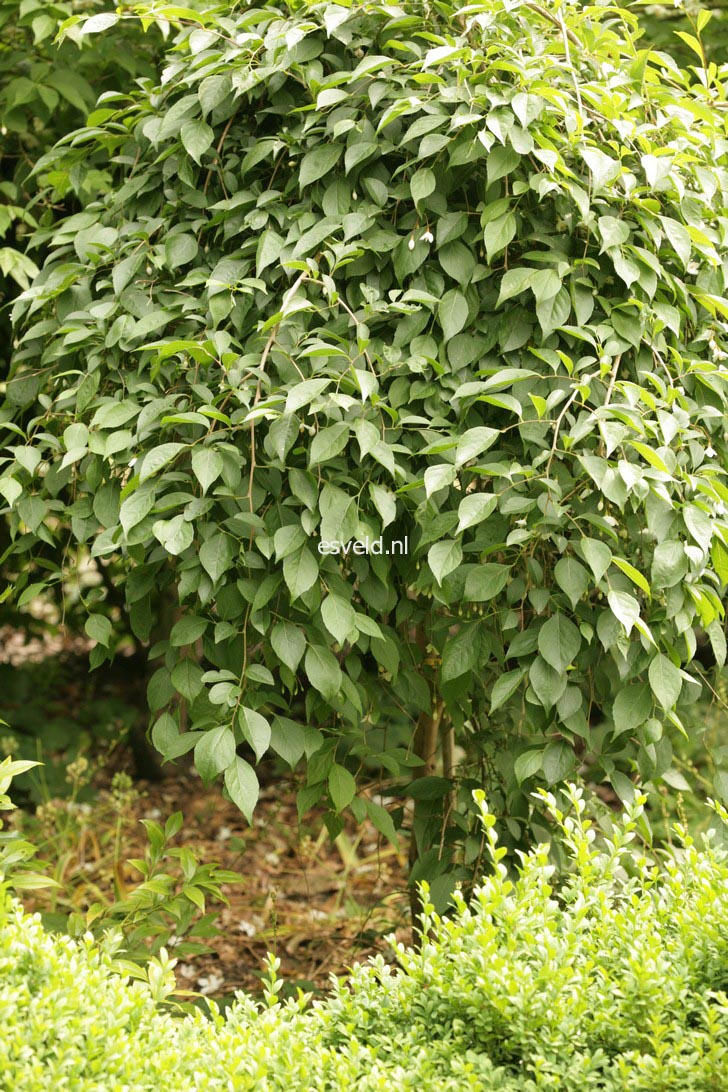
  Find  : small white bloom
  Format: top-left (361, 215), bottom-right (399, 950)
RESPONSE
top-left (197, 972), bottom-right (224, 995)
top-left (419, 230), bottom-right (434, 243)
top-left (706, 446), bottom-right (716, 457)
top-left (128, 458), bottom-right (137, 468)
top-left (407, 237), bottom-right (415, 251)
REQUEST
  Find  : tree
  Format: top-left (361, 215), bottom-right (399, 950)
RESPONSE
top-left (3, 0), bottom-right (728, 914)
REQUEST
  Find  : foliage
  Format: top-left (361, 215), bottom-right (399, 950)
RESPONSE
top-left (0, 754), bottom-right (59, 892)
top-left (3, 0), bottom-right (728, 903)
top-left (0, 0), bottom-right (163, 375)
top-left (632, 0), bottom-right (728, 69)
top-left (27, 765), bottom-right (242, 964)
top-left (3, 785), bottom-right (728, 1088)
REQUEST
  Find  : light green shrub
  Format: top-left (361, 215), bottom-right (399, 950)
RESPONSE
top-left (3, 785), bottom-right (728, 1089)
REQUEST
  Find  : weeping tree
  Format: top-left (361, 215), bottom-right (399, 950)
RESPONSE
top-left (3, 0), bottom-right (728, 914)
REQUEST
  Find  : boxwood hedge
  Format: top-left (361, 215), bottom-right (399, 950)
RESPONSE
top-left (2, 785), bottom-right (728, 1090)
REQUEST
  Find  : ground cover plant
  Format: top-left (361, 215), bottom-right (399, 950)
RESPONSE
top-left (3, 775), bottom-right (728, 1089)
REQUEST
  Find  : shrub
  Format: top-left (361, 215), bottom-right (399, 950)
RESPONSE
top-left (4, 0), bottom-right (728, 900)
top-left (3, 784), bottom-right (728, 1090)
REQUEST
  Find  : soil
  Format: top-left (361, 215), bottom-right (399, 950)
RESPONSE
top-left (122, 770), bottom-right (411, 1001)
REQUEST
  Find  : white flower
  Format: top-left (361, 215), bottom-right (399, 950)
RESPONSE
top-left (197, 972), bottom-right (224, 995)
top-left (128, 458), bottom-right (137, 468)
top-left (407, 237), bottom-right (416, 251)
top-left (419, 230), bottom-right (434, 243)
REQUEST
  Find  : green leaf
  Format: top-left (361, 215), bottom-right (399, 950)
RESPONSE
top-left (707, 620), bottom-right (727, 669)
top-left (170, 615), bottom-right (209, 647)
top-left (286, 378), bottom-right (331, 415)
top-left (164, 234), bottom-right (198, 269)
top-left (171, 659), bottom-right (204, 702)
top-left (321, 594), bottom-right (357, 645)
top-left (305, 645), bottom-right (342, 700)
top-left (225, 757), bottom-right (259, 822)
top-left (85, 614), bottom-right (112, 647)
top-left (283, 548), bottom-right (319, 600)
top-left (195, 725), bottom-right (236, 783)
top-left (483, 213), bottom-right (516, 264)
top-left (612, 557), bottom-right (650, 597)
top-left (299, 145), bottom-right (343, 187)
top-left (652, 541), bottom-right (687, 589)
top-left (610, 771), bottom-right (635, 805)
top-left (580, 538), bottom-right (612, 582)
top-left (270, 716), bottom-right (306, 769)
top-left (613, 682), bottom-right (652, 735)
top-left (424, 464), bottom-right (456, 498)
top-left (410, 167), bottom-right (436, 204)
top-left (529, 656), bottom-right (567, 709)
top-left (119, 486), bottom-right (155, 535)
top-left (428, 540), bottom-right (463, 586)
top-left (257, 228), bottom-right (285, 276)
top-left (199, 532), bottom-right (235, 583)
top-left (538, 613), bottom-right (581, 673)
top-left (79, 12), bottom-right (119, 35)
top-left (180, 119), bottom-right (214, 164)
top-left (487, 145), bottom-right (519, 184)
top-left (608, 590), bottom-right (641, 637)
top-left (660, 215), bottom-right (691, 270)
top-left (437, 289), bottom-right (468, 342)
top-left (441, 625), bottom-right (479, 682)
top-left (153, 515), bottom-right (194, 556)
top-left (514, 749), bottom-right (543, 784)
top-left (530, 269), bottom-right (560, 305)
top-left (271, 622), bottom-right (306, 673)
top-left (490, 668), bottom-right (525, 713)
top-left (496, 267), bottom-right (537, 306)
top-left (542, 741), bottom-right (574, 785)
top-left (363, 799), bottom-right (399, 847)
top-left (370, 483), bottom-right (396, 528)
top-left (464, 564), bottom-right (510, 602)
top-left (271, 525), bottom-right (304, 562)
top-left (328, 763), bottom-right (356, 812)
top-left (438, 240), bottom-right (476, 286)
top-left (238, 707), bottom-right (271, 761)
top-left (648, 653), bottom-right (682, 710)
top-left (455, 427), bottom-right (499, 466)
top-left (139, 444), bottom-right (186, 484)
top-left (554, 557), bottom-right (590, 608)
top-left (192, 449), bottom-right (224, 494)
top-left (457, 493), bottom-right (497, 533)
top-left (309, 422), bottom-right (349, 466)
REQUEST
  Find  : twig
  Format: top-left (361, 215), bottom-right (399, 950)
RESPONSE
top-left (246, 270), bottom-right (309, 510)
top-left (546, 387), bottom-right (580, 478)
top-left (523, 1), bottom-right (580, 47)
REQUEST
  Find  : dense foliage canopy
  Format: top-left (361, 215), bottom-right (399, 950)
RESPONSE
top-left (2, 0), bottom-right (728, 900)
